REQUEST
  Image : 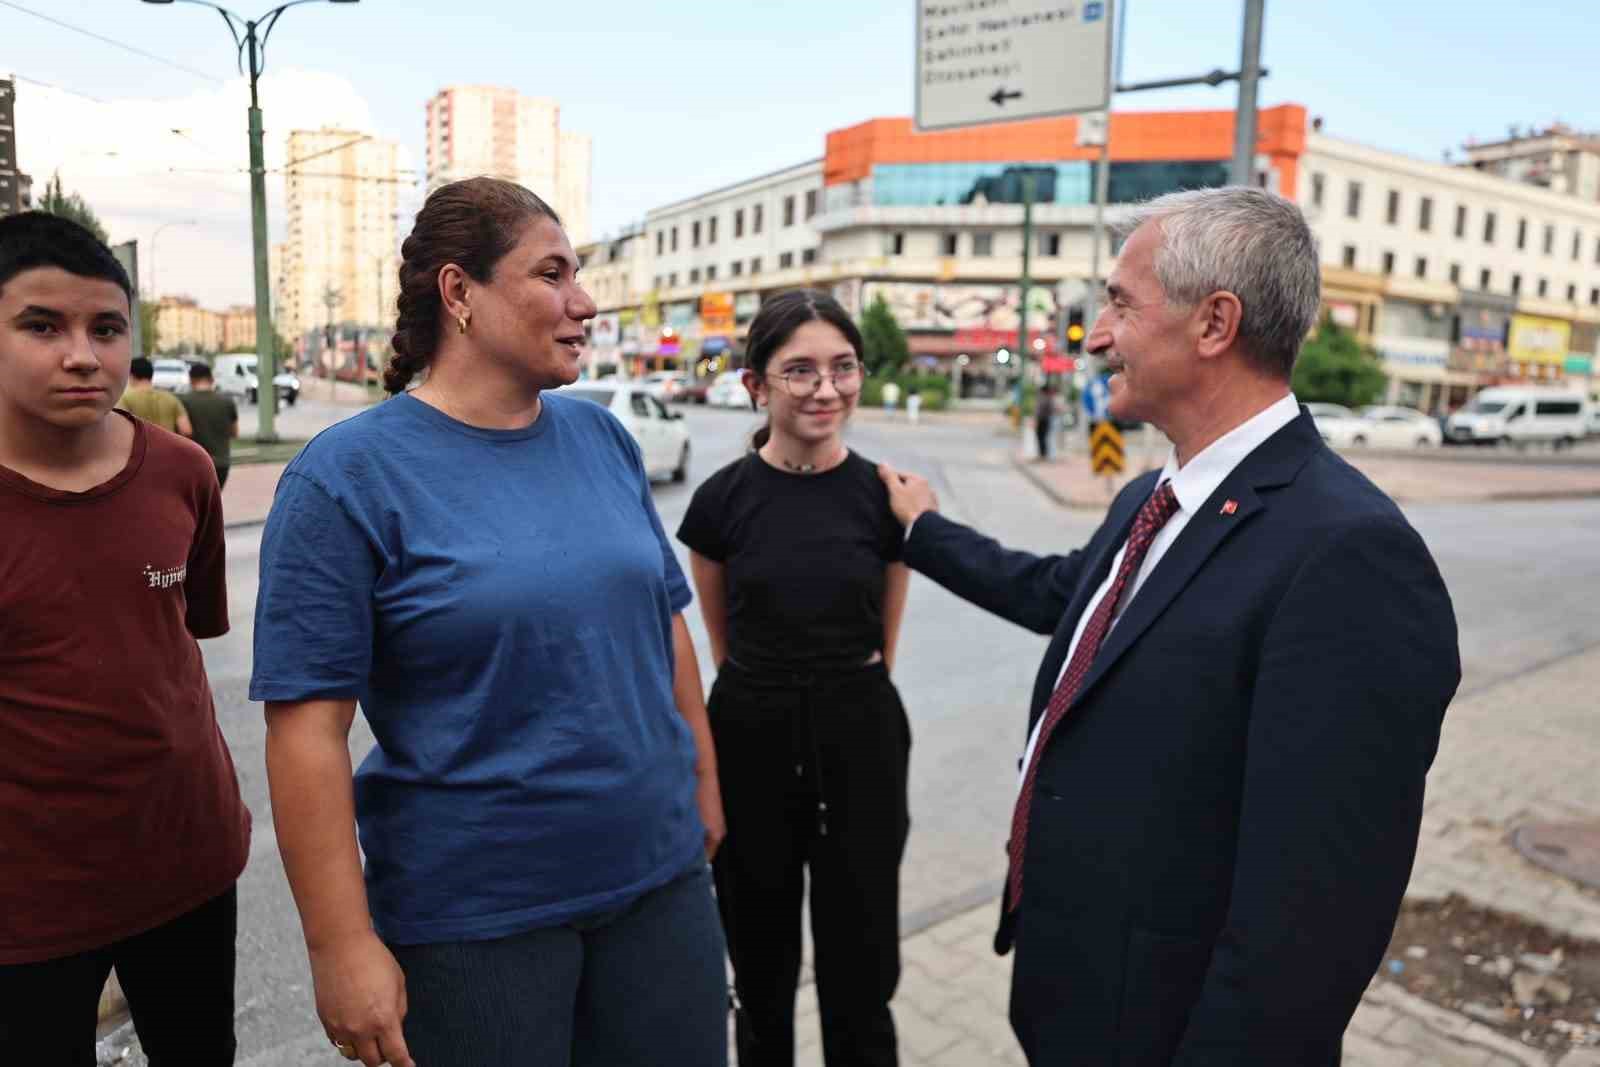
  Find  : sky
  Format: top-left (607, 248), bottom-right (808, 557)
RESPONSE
top-left (4, 0), bottom-right (1598, 309)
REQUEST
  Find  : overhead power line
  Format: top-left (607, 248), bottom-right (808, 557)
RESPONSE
top-left (0, 0), bottom-right (222, 84)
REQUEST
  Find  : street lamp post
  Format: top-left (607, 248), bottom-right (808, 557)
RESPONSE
top-left (141, 0), bottom-right (359, 441)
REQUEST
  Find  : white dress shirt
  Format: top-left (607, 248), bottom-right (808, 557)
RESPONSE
top-left (1016, 393), bottom-right (1302, 785)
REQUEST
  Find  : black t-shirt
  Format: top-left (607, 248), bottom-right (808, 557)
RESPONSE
top-left (678, 450), bottom-right (903, 673)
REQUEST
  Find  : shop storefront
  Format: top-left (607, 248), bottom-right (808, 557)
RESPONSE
top-left (1505, 313), bottom-right (1571, 384)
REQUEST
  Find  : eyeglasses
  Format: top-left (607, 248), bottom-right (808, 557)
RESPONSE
top-left (767, 360), bottom-right (863, 398)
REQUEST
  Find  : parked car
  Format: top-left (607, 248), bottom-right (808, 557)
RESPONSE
top-left (641, 371), bottom-right (688, 403)
top-left (1444, 387), bottom-right (1590, 448)
top-left (676, 377), bottom-right (712, 405)
top-left (150, 358), bottom-right (192, 393)
top-left (706, 370), bottom-right (750, 409)
top-left (1305, 402), bottom-right (1373, 447)
top-left (1357, 405), bottom-right (1444, 448)
top-left (557, 382), bottom-right (691, 483)
top-left (213, 354), bottom-right (300, 406)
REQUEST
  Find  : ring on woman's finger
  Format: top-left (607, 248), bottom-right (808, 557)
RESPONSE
top-left (331, 1037), bottom-right (358, 1060)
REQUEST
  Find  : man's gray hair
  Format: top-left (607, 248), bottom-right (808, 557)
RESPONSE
top-left (1110, 186), bottom-right (1321, 379)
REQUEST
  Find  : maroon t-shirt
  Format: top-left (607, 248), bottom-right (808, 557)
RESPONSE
top-left (0, 411), bottom-right (251, 964)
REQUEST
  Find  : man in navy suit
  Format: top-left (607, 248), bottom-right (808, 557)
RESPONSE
top-left (880, 187), bottom-right (1459, 1066)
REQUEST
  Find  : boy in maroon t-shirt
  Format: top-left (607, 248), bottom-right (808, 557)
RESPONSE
top-left (0, 212), bottom-right (251, 1065)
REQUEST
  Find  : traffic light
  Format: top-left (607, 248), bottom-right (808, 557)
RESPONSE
top-left (1065, 307), bottom-right (1086, 354)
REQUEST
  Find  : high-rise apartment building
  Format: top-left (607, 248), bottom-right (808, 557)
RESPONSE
top-left (153, 296), bottom-right (222, 354)
top-left (280, 129), bottom-right (400, 345)
top-left (1, 77), bottom-right (35, 218)
top-left (1460, 123), bottom-right (1600, 202)
top-left (425, 85), bottom-right (591, 244)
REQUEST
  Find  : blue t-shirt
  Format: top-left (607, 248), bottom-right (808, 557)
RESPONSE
top-left (249, 392), bottom-right (701, 945)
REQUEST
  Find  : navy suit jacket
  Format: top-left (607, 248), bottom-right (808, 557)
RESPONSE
top-left (903, 411), bottom-right (1460, 1067)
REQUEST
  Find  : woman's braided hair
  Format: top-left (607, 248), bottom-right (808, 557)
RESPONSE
top-left (385, 177), bottom-right (562, 394)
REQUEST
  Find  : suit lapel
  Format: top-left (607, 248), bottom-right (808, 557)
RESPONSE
top-left (1065, 411), bottom-right (1323, 714)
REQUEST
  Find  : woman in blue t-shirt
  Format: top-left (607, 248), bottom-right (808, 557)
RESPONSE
top-left (677, 290), bottom-right (913, 1066)
top-left (252, 177), bottom-right (727, 1067)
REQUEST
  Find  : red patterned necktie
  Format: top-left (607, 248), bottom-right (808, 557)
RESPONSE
top-left (1006, 480), bottom-right (1181, 912)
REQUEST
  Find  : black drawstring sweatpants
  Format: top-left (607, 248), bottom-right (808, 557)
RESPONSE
top-left (709, 657), bottom-right (911, 1067)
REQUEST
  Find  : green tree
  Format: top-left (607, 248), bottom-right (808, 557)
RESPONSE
top-left (1291, 316), bottom-right (1387, 408)
top-left (37, 173), bottom-right (110, 245)
top-left (138, 300), bottom-right (161, 354)
top-left (859, 294), bottom-right (910, 377)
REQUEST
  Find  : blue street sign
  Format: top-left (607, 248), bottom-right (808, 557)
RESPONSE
top-left (1083, 375), bottom-right (1111, 421)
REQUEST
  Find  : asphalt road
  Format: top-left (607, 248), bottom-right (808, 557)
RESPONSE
top-left (109, 403), bottom-right (1600, 1065)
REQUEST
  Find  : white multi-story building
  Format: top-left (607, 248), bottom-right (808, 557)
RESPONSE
top-left (1459, 124), bottom-right (1600, 202)
top-left (280, 129), bottom-right (400, 347)
top-left (424, 85), bottom-right (591, 244)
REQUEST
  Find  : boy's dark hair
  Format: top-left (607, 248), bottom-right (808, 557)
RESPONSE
top-left (0, 211), bottom-right (134, 304)
top-left (129, 357), bottom-right (154, 380)
top-left (189, 363), bottom-right (213, 382)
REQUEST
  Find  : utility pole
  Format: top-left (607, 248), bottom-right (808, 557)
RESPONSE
top-left (1017, 170), bottom-right (1035, 389)
top-left (1230, 0), bottom-right (1266, 187)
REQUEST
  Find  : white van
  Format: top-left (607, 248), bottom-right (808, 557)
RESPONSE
top-left (1445, 387), bottom-right (1589, 447)
top-left (212, 354), bottom-right (301, 406)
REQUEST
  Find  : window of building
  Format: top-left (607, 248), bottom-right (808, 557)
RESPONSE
top-left (802, 248), bottom-right (816, 265)
top-left (940, 232), bottom-right (958, 256)
top-left (1455, 204), bottom-right (1468, 238)
top-left (1536, 277), bottom-right (1547, 297)
top-left (689, 267), bottom-right (700, 283)
top-left (751, 257), bottom-right (762, 274)
top-left (1479, 267), bottom-right (1491, 289)
top-left (1448, 263), bottom-right (1461, 284)
top-left (1542, 224), bottom-right (1554, 255)
top-left (1511, 273), bottom-right (1522, 294)
top-left (669, 272), bottom-right (678, 286)
top-left (753, 204), bottom-right (764, 234)
top-left (671, 227), bottom-right (679, 252)
top-left (783, 195), bottom-right (796, 226)
top-left (656, 231), bottom-right (664, 255)
top-left (1386, 189), bottom-right (1400, 225)
top-left (1591, 287), bottom-right (1599, 306)
top-left (708, 216), bottom-right (718, 244)
top-left (1418, 197), bottom-right (1433, 232)
top-left (1346, 181), bottom-right (1362, 219)
top-left (653, 274), bottom-right (663, 289)
top-left (1516, 217), bottom-right (1527, 250)
top-left (706, 265), bottom-right (717, 281)
top-left (734, 209), bottom-right (744, 238)
top-left (1573, 230), bottom-right (1582, 261)
top-left (692, 221), bottom-right (701, 247)
top-left (1566, 283), bottom-right (1576, 302)
top-left (1414, 256), bottom-right (1427, 279)
top-left (1483, 212), bottom-right (1496, 244)
top-left (805, 190), bottom-right (817, 219)
top-left (890, 232), bottom-right (905, 255)
top-left (1381, 251), bottom-right (1395, 275)
top-left (1310, 172), bottom-right (1324, 208)
top-left (1040, 232), bottom-right (1062, 256)
top-left (973, 233), bottom-right (994, 256)
top-left (731, 261), bottom-right (743, 277)
top-left (778, 251), bottom-right (794, 269)
top-left (1341, 244), bottom-right (1357, 268)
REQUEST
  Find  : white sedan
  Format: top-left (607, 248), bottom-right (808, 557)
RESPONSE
top-left (151, 358), bottom-right (192, 393)
top-left (1305, 402), bottom-right (1373, 448)
top-left (1358, 405), bottom-right (1444, 448)
top-left (559, 382), bottom-right (692, 483)
top-left (705, 371), bottom-right (750, 409)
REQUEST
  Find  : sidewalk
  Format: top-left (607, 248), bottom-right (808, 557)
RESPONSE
top-left (1015, 431), bottom-right (1600, 509)
top-left (222, 460), bottom-right (290, 527)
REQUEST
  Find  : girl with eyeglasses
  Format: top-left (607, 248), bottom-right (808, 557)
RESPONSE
top-left (677, 289), bottom-right (913, 1066)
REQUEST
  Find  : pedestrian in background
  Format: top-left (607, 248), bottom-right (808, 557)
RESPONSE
top-left (0, 212), bottom-right (249, 1066)
top-left (880, 377), bottom-right (900, 416)
top-left (252, 177), bottom-right (727, 1067)
top-left (679, 290), bottom-right (913, 1066)
top-left (1033, 383), bottom-right (1056, 461)
top-left (905, 388), bottom-right (922, 424)
top-left (117, 355), bottom-right (191, 436)
top-left (180, 362), bottom-right (239, 488)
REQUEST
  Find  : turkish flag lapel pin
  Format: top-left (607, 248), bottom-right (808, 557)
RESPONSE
top-left (1220, 499), bottom-right (1239, 516)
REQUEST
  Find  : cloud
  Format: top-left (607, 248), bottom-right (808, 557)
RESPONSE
top-left (6, 67), bottom-right (417, 309)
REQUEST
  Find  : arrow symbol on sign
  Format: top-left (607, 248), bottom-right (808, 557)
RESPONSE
top-left (989, 87), bottom-right (1023, 107)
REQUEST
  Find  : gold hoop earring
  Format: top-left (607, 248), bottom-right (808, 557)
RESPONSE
top-left (456, 313), bottom-right (469, 335)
